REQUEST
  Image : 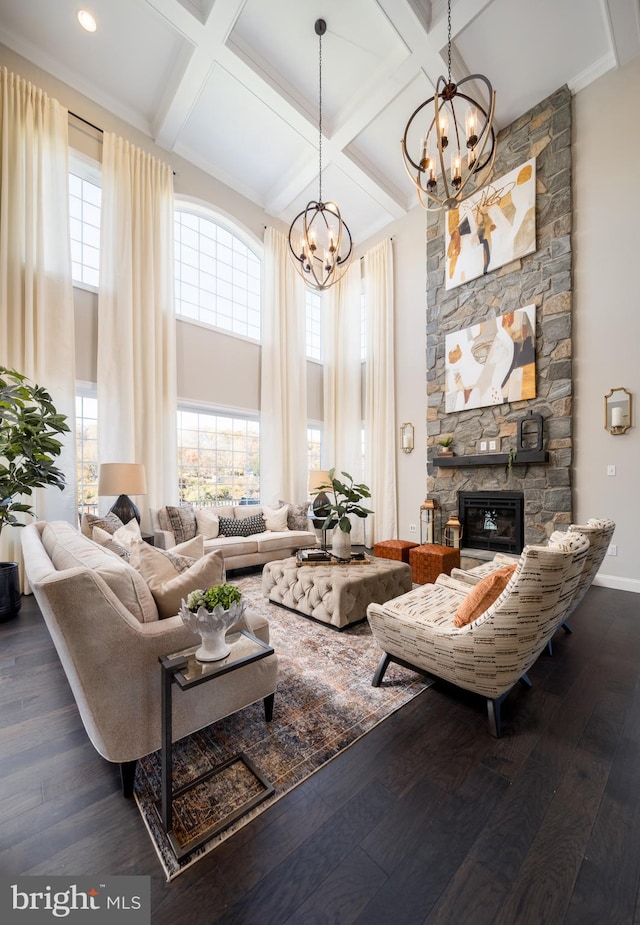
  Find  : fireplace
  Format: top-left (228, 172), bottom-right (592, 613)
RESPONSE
top-left (459, 491), bottom-right (524, 555)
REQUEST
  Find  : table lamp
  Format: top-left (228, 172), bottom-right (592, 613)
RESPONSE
top-left (98, 463), bottom-right (147, 525)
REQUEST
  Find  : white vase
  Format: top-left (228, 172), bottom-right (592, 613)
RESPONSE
top-left (332, 528), bottom-right (352, 560)
top-left (179, 599), bottom-right (245, 662)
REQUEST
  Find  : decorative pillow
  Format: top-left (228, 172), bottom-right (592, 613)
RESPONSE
top-left (137, 547), bottom-right (225, 619)
top-left (218, 513), bottom-right (266, 537)
top-left (129, 535), bottom-right (204, 573)
top-left (160, 505), bottom-right (197, 544)
top-left (454, 565), bottom-right (517, 628)
top-left (196, 508), bottom-right (220, 539)
top-left (262, 504), bottom-right (289, 532)
top-left (111, 518), bottom-right (142, 548)
top-left (81, 511), bottom-right (123, 538)
top-left (280, 501), bottom-right (310, 531)
top-left (92, 526), bottom-right (131, 560)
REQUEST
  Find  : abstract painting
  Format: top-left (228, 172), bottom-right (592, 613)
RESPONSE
top-left (445, 305), bottom-right (536, 413)
top-left (445, 158), bottom-right (536, 290)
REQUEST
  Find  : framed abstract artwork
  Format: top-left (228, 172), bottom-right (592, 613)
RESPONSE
top-left (445, 305), bottom-right (536, 413)
top-left (445, 158), bottom-right (536, 290)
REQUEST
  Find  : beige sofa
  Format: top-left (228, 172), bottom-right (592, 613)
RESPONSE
top-left (21, 520), bottom-right (278, 796)
top-left (150, 503), bottom-right (318, 571)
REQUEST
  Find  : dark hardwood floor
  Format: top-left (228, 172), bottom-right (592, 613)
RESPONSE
top-left (1, 584), bottom-right (640, 924)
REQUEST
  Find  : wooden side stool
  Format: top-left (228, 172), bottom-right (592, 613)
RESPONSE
top-left (373, 539), bottom-right (419, 564)
top-left (409, 544), bottom-right (461, 584)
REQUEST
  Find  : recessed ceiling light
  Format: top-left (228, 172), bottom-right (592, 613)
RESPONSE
top-left (77, 10), bottom-right (97, 33)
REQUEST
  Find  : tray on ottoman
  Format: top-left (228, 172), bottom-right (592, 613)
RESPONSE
top-left (262, 556), bottom-right (412, 630)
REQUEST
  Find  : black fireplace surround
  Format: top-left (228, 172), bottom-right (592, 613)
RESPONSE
top-left (459, 491), bottom-right (524, 555)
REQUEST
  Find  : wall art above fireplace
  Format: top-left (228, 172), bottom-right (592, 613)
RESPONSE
top-left (445, 158), bottom-right (537, 290)
top-left (444, 304), bottom-right (536, 413)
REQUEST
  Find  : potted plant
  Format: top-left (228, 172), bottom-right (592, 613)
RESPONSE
top-left (437, 436), bottom-right (454, 456)
top-left (0, 367), bottom-right (70, 621)
top-left (179, 583), bottom-right (245, 662)
top-left (312, 468), bottom-right (373, 560)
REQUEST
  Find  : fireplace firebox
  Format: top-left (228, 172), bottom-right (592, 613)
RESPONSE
top-left (459, 491), bottom-right (524, 555)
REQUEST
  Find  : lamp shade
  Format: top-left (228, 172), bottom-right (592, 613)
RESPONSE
top-left (98, 463), bottom-right (147, 497)
top-left (308, 470), bottom-right (331, 494)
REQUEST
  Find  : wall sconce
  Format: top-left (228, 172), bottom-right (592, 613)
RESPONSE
top-left (400, 422), bottom-right (414, 454)
top-left (604, 387), bottom-right (632, 435)
top-left (444, 513), bottom-right (463, 549)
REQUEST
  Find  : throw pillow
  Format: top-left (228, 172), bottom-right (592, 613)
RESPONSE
top-left (137, 547), bottom-right (225, 619)
top-left (162, 505), bottom-right (197, 544)
top-left (280, 501), bottom-right (310, 531)
top-left (454, 565), bottom-right (517, 628)
top-left (196, 508), bottom-right (220, 539)
top-left (262, 504), bottom-right (289, 532)
top-left (129, 535), bottom-right (204, 574)
top-left (218, 513), bottom-right (266, 537)
top-left (81, 511), bottom-right (124, 538)
top-left (112, 518), bottom-right (142, 548)
top-left (92, 526), bottom-right (131, 560)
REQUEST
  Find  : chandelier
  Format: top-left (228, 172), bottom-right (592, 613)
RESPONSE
top-left (288, 19), bottom-right (353, 291)
top-left (401, 0), bottom-right (497, 211)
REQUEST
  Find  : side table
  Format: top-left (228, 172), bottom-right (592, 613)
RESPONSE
top-left (157, 630), bottom-right (275, 859)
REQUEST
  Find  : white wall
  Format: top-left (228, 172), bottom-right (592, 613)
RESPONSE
top-left (573, 55), bottom-right (640, 591)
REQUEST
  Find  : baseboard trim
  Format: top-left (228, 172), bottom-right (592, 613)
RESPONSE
top-left (592, 574), bottom-right (640, 594)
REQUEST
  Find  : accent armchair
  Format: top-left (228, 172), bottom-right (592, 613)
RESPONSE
top-left (367, 538), bottom-right (587, 736)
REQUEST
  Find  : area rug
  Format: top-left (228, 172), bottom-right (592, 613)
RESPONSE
top-left (134, 572), bottom-right (432, 880)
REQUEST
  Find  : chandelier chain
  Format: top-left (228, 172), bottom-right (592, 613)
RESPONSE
top-left (447, 0), bottom-right (452, 84)
top-left (318, 28), bottom-right (322, 203)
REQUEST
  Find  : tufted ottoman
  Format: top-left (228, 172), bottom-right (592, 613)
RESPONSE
top-left (262, 556), bottom-right (413, 630)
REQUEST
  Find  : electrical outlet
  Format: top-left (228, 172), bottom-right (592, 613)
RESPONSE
top-left (607, 465), bottom-right (616, 476)
top-left (409, 523), bottom-right (417, 533)
top-left (608, 544), bottom-right (617, 556)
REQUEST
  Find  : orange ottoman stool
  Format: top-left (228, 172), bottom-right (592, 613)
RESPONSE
top-left (409, 544), bottom-right (460, 584)
top-left (373, 539), bottom-right (419, 564)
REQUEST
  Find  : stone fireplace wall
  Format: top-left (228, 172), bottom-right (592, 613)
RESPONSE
top-left (426, 86), bottom-right (573, 547)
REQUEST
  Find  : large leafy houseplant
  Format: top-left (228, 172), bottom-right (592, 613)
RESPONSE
top-left (0, 366), bottom-right (70, 536)
top-left (314, 468), bottom-right (373, 535)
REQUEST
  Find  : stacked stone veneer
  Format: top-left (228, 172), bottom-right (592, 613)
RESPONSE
top-left (426, 86), bottom-right (573, 546)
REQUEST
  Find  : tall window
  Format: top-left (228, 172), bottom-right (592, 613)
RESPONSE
top-left (307, 425), bottom-right (322, 471)
top-left (177, 409), bottom-right (260, 507)
top-left (305, 288), bottom-right (322, 360)
top-left (76, 393), bottom-right (98, 516)
top-left (174, 210), bottom-right (261, 340)
top-left (69, 172), bottom-right (101, 288)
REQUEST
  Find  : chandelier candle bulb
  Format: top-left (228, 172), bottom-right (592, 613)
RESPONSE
top-left (465, 106), bottom-right (478, 146)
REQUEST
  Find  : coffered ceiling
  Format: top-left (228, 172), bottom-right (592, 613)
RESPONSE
top-left (1, 0), bottom-right (639, 241)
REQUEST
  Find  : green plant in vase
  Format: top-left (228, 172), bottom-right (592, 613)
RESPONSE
top-left (312, 468), bottom-right (373, 560)
top-left (437, 436), bottom-right (454, 455)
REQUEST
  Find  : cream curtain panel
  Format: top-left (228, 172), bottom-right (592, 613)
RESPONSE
top-left (0, 68), bottom-right (77, 586)
top-left (260, 227), bottom-right (307, 504)
top-left (364, 238), bottom-right (397, 546)
top-left (323, 261), bottom-right (365, 543)
top-left (97, 133), bottom-right (177, 528)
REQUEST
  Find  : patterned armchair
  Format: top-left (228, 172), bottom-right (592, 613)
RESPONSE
top-left (367, 537), bottom-right (588, 737)
top-left (451, 518), bottom-right (615, 634)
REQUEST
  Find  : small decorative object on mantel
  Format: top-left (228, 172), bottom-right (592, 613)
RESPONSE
top-left (179, 584), bottom-right (245, 662)
top-left (604, 387), bottom-right (632, 435)
top-left (437, 436), bottom-right (454, 456)
top-left (517, 409), bottom-right (544, 452)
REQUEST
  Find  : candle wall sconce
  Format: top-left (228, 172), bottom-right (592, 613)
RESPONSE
top-left (604, 388), bottom-right (632, 435)
top-left (400, 422), bottom-right (414, 453)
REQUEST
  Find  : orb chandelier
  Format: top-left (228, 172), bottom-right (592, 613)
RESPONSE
top-left (401, 0), bottom-right (497, 211)
top-left (288, 19), bottom-right (353, 291)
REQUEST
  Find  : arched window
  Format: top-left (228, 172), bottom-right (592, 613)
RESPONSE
top-left (174, 207), bottom-right (261, 340)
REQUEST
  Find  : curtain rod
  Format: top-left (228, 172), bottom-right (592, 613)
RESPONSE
top-left (68, 109), bottom-right (176, 175)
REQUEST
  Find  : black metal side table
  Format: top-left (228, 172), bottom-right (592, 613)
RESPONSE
top-left (157, 630), bottom-right (275, 859)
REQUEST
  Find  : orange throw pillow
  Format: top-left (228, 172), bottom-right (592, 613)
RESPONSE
top-left (454, 565), bottom-right (517, 627)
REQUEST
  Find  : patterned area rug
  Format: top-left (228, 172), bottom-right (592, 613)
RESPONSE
top-left (134, 572), bottom-right (432, 880)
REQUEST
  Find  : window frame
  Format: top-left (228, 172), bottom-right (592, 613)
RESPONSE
top-left (69, 150), bottom-right (102, 293)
